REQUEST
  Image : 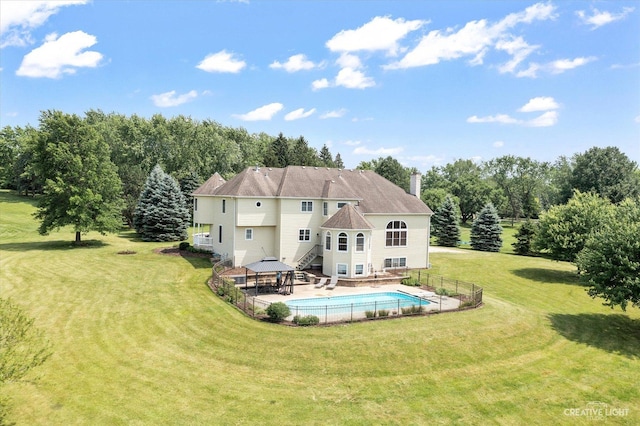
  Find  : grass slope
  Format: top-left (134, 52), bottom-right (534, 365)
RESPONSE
top-left (2, 190), bottom-right (639, 425)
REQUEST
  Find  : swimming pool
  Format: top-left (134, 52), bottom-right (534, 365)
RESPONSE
top-left (285, 291), bottom-right (430, 320)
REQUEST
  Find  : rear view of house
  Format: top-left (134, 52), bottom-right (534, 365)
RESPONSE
top-left (192, 166), bottom-right (432, 278)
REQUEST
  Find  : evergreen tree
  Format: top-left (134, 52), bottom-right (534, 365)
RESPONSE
top-left (319, 144), bottom-right (335, 167)
top-left (334, 153), bottom-right (345, 169)
top-left (179, 171), bottom-right (202, 221)
top-left (512, 219), bottom-right (537, 255)
top-left (470, 203), bottom-right (503, 252)
top-left (432, 196), bottom-right (461, 247)
top-left (263, 133), bottom-right (290, 168)
top-left (134, 165), bottom-right (190, 241)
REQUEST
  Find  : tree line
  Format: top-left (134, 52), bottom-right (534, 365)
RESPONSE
top-left (0, 110), bottom-right (345, 227)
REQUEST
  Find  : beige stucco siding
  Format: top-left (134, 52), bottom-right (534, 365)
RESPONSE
top-left (193, 196), bottom-right (216, 224)
top-left (277, 198), bottom-right (324, 264)
top-left (234, 226), bottom-right (277, 266)
top-left (236, 198), bottom-right (278, 226)
top-left (366, 215), bottom-right (430, 272)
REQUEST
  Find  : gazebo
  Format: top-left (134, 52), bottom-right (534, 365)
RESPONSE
top-left (244, 257), bottom-right (295, 296)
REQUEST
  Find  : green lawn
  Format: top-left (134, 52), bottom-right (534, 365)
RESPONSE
top-left (2, 190), bottom-right (639, 425)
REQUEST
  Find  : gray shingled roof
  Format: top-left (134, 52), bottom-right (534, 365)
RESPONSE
top-left (197, 166), bottom-right (432, 215)
top-left (321, 204), bottom-right (374, 230)
top-left (192, 172), bottom-right (226, 195)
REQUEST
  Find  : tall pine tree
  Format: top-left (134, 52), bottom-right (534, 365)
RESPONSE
top-left (470, 203), bottom-right (503, 252)
top-left (432, 195), bottom-right (461, 247)
top-left (134, 165), bottom-right (190, 241)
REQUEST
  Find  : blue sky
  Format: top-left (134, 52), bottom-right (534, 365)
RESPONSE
top-left (1, 1), bottom-right (639, 170)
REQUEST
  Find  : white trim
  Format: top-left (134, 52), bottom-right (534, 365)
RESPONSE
top-left (245, 228), bottom-right (253, 240)
top-left (337, 232), bottom-right (348, 252)
top-left (301, 200), bottom-right (313, 212)
top-left (298, 228), bottom-right (311, 242)
top-left (354, 263), bottom-right (364, 275)
top-left (336, 263), bottom-right (348, 276)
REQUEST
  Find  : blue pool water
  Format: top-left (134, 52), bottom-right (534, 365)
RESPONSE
top-left (285, 291), bottom-right (429, 316)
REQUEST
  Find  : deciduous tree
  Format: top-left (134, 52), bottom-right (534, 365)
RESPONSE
top-left (534, 190), bottom-right (614, 262)
top-left (32, 111), bottom-right (124, 243)
top-left (571, 146), bottom-right (639, 203)
top-left (577, 199), bottom-right (640, 310)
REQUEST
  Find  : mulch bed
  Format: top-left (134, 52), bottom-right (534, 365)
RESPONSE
top-left (154, 247), bottom-right (214, 259)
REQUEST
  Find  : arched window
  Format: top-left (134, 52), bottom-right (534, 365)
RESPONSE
top-left (338, 232), bottom-right (348, 252)
top-left (325, 232), bottom-right (331, 251)
top-left (385, 221), bottom-right (407, 247)
top-left (356, 233), bottom-right (365, 252)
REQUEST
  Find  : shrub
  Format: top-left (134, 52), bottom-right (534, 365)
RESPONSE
top-left (179, 241), bottom-right (190, 250)
top-left (293, 315), bottom-right (320, 326)
top-left (460, 300), bottom-right (475, 308)
top-left (378, 309), bottom-right (390, 317)
top-left (435, 287), bottom-right (450, 296)
top-left (401, 277), bottom-right (420, 286)
top-left (364, 310), bottom-right (376, 318)
top-left (266, 302), bottom-right (291, 322)
top-left (401, 305), bottom-right (425, 315)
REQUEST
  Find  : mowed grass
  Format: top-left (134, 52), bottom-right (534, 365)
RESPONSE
top-left (2, 190), bottom-right (639, 425)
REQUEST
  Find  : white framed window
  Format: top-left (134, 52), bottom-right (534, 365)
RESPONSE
top-left (256, 201), bottom-right (262, 208)
top-left (337, 202), bottom-right (349, 209)
top-left (355, 264), bottom-right (364, 275)
top-left (245, 228), bottom-right (253, 240)
top-left (301, 201), bottom-right (313, 212)
top-left (323, 202), bottom-right (328, 216)
top-left (299, 229), bottom-right (311, 241)
top-left (384, 257), bottom-right (407, 269)
top-left (356, 233), bottom-right (365, 252)
top-left (194, 198), bottom-right (198, 211)
top-left (386, 220), bottom-right (407, 247)
top-left (337, 263), bottom-right (348, 276)
top-left (218, 225), bottom-right (223, 243)
top-left (338, 232), bottom-right (348, 252)
top-left (325, 231), bottom-right (331, 251)
top-left (222, 199), bottom-right (226, 213)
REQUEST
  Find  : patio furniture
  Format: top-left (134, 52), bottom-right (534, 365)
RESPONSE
top-left (326, 276), bottom-right (338, 290)
top-left (314, 277), bottom-right (327, 289)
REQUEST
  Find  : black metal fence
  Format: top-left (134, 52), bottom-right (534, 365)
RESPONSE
top-left (210, 265), bottom-right (483, 325)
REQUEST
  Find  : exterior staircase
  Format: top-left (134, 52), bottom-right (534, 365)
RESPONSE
top-left (296, 244), bottom-right (321, 270)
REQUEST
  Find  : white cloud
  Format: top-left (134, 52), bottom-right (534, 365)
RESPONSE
top-left (16, 31), bottom-right (102, 78)
top-left (467, 114), bottom-right (520, 124)
top-left (635, 115), bottom-right (640, 124)
top-left (196, 50), bottom-right (246, 73)
top-left (233, 103), bottom-right (283, 121)
top-left (495, 36), bottom-right (539, 74)
top-left (550, 57), bottom-right (597, 73)
top-left (335, 67), bottom-right (375, 89)
top-left (493, 141), bottom-right (505, 148)
top-left (269, 54), bottom-right (318, 72)
top-left (353, 145), bottom-right (404, 156)
top-left (320, 109), bottom-right (347, 119)
top-left (343, 140), bottom-right (361, 146)
top-left (336, 53), bottom-right (362, 69)
top-left (326, 16), bottom-right (426, 56)
top-left (385, 2), bottom-right (556, 71)
top-left (0, 0), bottom-right (87, 48)
top-left (311, 78), bottom-right (330, 91)
top-left (577, 7), bottom-right (635, 30)
top-left (516, 56), bottom-right (597, 78)
top-left (527, 111), bottom-right (558, 127)
top-left (284, 107), bottom-right (316, 121)
top-left (519, 96), bottom-right (559, 112)
top-left (150, 90), bottom-right (198, 107)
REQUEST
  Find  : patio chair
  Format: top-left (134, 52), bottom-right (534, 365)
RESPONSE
top-left (326, 276), bottom-right (338, 290)
top-left (314, 277), bottom-right (328, 289)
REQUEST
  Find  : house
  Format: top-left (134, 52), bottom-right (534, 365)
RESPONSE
top-left (192, 166), bottom-right (432, 279)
